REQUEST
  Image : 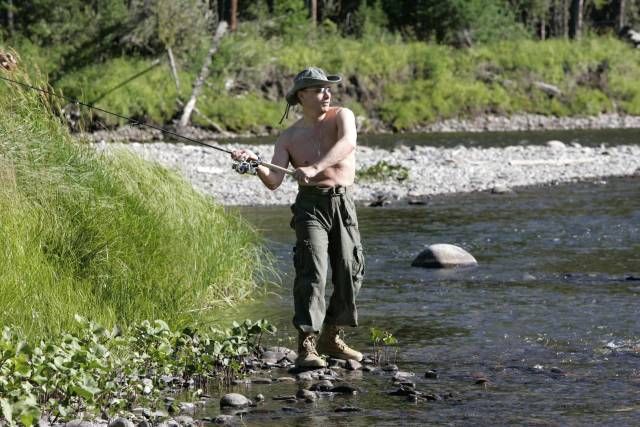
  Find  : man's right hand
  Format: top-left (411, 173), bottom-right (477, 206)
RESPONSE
top-left (231, 149), bottom-right (259, 162)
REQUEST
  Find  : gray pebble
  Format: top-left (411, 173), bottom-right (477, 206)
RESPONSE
top-left (108, 419), bottom-right (134, 427)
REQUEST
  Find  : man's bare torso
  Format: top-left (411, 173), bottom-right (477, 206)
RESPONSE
top-left (282, 107), bottom-right (356, 187)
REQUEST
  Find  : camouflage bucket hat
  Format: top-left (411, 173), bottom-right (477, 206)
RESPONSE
top-left (285, 67), bottom-right (342, 105)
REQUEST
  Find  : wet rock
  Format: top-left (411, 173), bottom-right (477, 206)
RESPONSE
top-left (362, 365), bottom-right (378, 373)
top-left (491, 185), bottom-right (514, 194)
top-left (296, 371), bottom-right (314, 382)
top-left (65, 421), bottom-right (98, 427)
top-left (346, 359), bottom-right (362, 371)
top-left (382, 363), bottom-right (399, 372)
top-left (395, 381), bottom-right (416, 389)
top-left (276, 376), bottom-right (297, 383)
top-left (137, 420), bottom-right (151, 427)
top-left (220, 393), bottom-right (251, 408)
top-left (625, 275), bottom-right (640, 281)
top-left (327, 357), bottom-right (347, 368)
top-left (309, 380), bottom-right (334, 392)
top-left (178, 402), bottom-right (195, 413)
top-left (262, 347), bottom-right (297, 363)
top-left (173, 416), bottom-right (195, 426)
top-left (231, 378), bottom-right (251, 385)
top-left (472, 372), bottom-right (490, 385)
top-left (296, 389), bottom-right (318, 401)
top-left (288, 365), bottom-right (324, 374)
top-left (367, 193), bottom-right (391, 207)
top-left (212, 415), bottom-right (236, 425)
top-left (108, 419), bottom-right (134, 427)
top-left (254, 394), bottom-right (265, 402)
top-left (407, 193), bottom-right (429, 205)
top-left (388, 385), bottom-right (419, 396)
top-left (330, 384), bottom-right (359, 394)
top-left (424, 370), bottom-right (439, 379)
top-left (319, 374), bottom-right (336, 381)
top-left (251, 377), bottom-right (273, 384)
top-left (281, 407), bottom-right (303, 413)
top-left (411, 244), bottom-right (477, 268)
top-left (550, 367), bottom-right (566, 376)
top-left (393, 371), bottom-right (415, 381)
top-left (334, 406), bottom-right (363, 413)
top-left (424, 393), bottom-right (443, 401)
top-left (361, 356), bottom-right (375, 365)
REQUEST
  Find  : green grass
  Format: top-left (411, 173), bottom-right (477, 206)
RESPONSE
top-left (7, 31), bottom-right (640, 132)
top-left (0, 74), bottom-right (272, 340)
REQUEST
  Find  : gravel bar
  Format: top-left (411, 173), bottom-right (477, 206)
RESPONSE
top-left (100, 141), bottom-right (640, 206)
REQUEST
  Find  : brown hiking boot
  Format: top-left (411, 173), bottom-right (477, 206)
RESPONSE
top-left (318, 324), bottom-right (363, 361)
top-left (296, 332), bottom-right (326, 368)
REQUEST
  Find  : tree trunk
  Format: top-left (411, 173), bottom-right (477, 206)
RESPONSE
top-left (563, 0), bottom-right (570, 38)
top-left (229, 0), bottom-right (237, 31)
top-left (617, 0), bottom-right (626, 30)
top-left (310, 0), bottom-right (317, 26)
top-left (7, 0), bottom-right (13, 35)
top-left (167, 47), bottom-right (180, 92)
top-left (540, 18), bottom-right (546, 41)
top-left (569, 0), bottom-right (583, 39)
top-left (179, 21), bottom-right (228, 128)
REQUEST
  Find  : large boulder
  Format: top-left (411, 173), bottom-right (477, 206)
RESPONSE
top-left (411, 244), bottom-right (477, 268)
top-left (220, 393), bottom-right (251, 408)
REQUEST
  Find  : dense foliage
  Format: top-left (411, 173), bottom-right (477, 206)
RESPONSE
top-left (0, 316), bottom-right (275, 424)
top-left (0, 71), bottom-right (272, 339)
top-left (1, 1), bottom-right (638, 134)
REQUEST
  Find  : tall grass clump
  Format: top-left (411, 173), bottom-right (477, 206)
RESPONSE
top-left (0, 73), bottom-right (271, 340)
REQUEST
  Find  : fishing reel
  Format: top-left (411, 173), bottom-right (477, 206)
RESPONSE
top-left (232, 153), bottom-right (262, 175)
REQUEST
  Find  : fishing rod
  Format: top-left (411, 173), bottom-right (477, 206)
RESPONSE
top-left (0, 74), bottom-right (294, 176)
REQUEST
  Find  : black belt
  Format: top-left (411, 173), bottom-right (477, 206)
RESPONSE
top-left (298, 185), bottom-right (349, 196)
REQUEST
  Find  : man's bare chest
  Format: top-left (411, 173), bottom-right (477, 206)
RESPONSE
top-left (287, 126), bottom-right (338, 165)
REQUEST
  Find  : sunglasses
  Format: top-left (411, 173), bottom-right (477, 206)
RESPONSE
top-left (304, 87), bottom-right (332, 94)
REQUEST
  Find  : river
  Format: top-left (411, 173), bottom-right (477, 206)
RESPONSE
top-left (201, 130), bottom-right (640, 425)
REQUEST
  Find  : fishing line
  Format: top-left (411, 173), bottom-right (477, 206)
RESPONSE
top-left (0, 74), bottom-right (234, 155)
top-left (0, 74), bottom-right (295, 175)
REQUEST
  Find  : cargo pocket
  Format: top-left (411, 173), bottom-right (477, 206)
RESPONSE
top-left (352, 244), bottom-right (365, 283)
top-left (293, 240), bottom-right (314, 278)
top-left (289, 203), bottom-right (296, 229)
top-left (340, 198), bottom-right (359, 228)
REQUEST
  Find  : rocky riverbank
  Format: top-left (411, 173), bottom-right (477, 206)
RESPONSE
top-left (98, 139), bottom-right (640, 206)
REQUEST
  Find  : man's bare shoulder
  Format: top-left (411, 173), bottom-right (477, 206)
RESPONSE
top-left (335, 106), bottom-right (355, 120)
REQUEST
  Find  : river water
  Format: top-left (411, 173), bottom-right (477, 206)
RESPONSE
top-left (203, 130), bottom-right (640, 425)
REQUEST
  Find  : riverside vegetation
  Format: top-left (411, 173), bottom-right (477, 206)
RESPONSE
top-left (1, 1), bottom-right (640, 134)
top-left (0, 77), bottom-right (277, 422)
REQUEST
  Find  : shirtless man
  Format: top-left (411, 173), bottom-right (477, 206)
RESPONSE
top-left (231, 67), bottom-right (364, 368)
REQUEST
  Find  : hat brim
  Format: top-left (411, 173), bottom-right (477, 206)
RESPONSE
top-left (286, 75), bottom-right (342, 105)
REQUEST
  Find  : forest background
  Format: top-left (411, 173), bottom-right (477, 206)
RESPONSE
top-left (2, 0), bottom-right (640, 134)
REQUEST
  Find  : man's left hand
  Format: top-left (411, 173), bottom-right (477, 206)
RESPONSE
top-left (294, 165), bottom-right (319, 183)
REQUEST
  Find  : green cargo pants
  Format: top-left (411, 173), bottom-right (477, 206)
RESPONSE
top-left (290, 185), bottom-right (365, 333)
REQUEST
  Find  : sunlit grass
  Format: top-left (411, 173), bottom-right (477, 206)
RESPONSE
top-left (0, 73), bottom-right (272, 340)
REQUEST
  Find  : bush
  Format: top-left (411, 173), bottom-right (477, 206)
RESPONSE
top-left (0, 74), bottom-right (272, 339)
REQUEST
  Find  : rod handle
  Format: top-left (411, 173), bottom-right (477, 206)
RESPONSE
top-left (259, 161), bottom-right (295, 176)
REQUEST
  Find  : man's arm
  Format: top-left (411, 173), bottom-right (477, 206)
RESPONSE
top-left (293, 108), bottom-right (357, 183)
top-left (231, 136), bottom-right (290, 191)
